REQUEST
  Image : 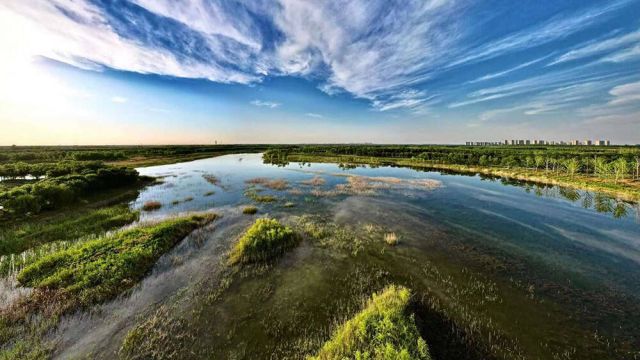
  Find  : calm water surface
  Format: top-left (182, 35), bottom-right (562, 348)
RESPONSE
top-left (122, 153), bottom-right (640, 358)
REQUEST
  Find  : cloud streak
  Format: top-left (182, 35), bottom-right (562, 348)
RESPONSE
top-left (1, 0), bottom-right (637, 117)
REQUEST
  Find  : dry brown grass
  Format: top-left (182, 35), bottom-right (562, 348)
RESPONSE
top-left (246, 177), bottom-right (289, 190)
top-left (300, 175), bottom-right (326, 186)
top-left (384, 232), bottom-right (399, 246)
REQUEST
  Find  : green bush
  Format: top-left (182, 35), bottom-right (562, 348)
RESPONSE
top-left (228, 218), bottom-right (299, 265)
top-left (311, 285), bottom-right (430, 360)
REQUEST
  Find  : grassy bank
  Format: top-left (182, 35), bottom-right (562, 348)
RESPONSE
top-left (18, 213), bottom-right (217, 307)
top-left (0, 204), bottom-right (138, 257)
top-left (1, 214), bottom-right (217, 359)
top-left (311, 285), bottom-right (431, 360)
top-left (270, 153), bottom-right (640, 202)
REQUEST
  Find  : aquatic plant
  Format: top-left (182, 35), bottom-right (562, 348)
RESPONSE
top-left (202, 174), bottom-right (219, 185)
top-left (242, 206), bottom-right (258, 214)
top-left (384, 232), bottom-right (399, 246)
top-left (244, 187), bottom-right (277, 203)
top-left (142, 201), bottom-right (162, 211)
top-left (17, 214), bottom-right (217, 307)
top-left (246, 177), bottom-right (289, 190)
top-left (300, 176), bottom-right (326, 186)
top-left (310, 285), bottom-right (430, 360)
top-left (228, 218), bottom-right (299, 265)
top-left (204, 191), bottom-right (215, 196)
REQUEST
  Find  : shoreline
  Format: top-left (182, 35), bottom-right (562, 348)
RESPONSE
top-left (274, 153), bottom-right (640, 202)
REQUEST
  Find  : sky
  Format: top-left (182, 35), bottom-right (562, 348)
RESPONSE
top-left (0, 0), bottom-right (639, 145)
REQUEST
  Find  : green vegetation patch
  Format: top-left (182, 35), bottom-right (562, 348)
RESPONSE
top-left (242, 206), bottom-right (258, 215)
top-left (0, 204), bottom-right (138, 257)
top-left (17, 214), bottom-right (216, 307)
top-left (229, 218), bottom-right (299, 265)
top-left (311, 285), bottom-right (430, 360)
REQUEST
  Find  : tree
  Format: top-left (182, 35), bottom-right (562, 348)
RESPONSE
top-left (611, 158), bottom-right (628, 184)
top-left (563, 158), bottom-right (580, 178)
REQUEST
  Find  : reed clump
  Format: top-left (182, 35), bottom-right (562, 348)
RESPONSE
top-left (228, 218), bottom-right (299, 265)
top-left (242, 206), bottom-right (258, 215)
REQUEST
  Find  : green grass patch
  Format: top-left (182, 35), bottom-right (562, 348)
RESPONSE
top-left (228, 218), bottom-right (299, 265)
top-left (0, 204), bottom-right (138, 257)
top-left (242, 206), bottom-right (258, 215)
top-left (310, 285), bottom-right (430, 360)
top-left (244, 187), bottom-right (278, 203)
top-left (17, 213), bottom-right (217, 307)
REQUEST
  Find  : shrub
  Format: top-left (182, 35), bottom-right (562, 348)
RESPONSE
top-left (311, 285), bottom-right (430, 360)
top-left (228, 218), bottom-right (299, 265)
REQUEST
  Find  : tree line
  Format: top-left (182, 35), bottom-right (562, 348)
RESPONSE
top-left (264, 145), bottom-right (640, 181)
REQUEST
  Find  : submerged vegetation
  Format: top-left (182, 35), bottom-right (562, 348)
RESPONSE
top-left (228, 218), bottom-right (299, 265)
top-left (311, 285), bottom-right (430, 360)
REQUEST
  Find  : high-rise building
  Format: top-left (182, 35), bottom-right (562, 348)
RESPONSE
top-left (583, 140), bottom-right (592, 146)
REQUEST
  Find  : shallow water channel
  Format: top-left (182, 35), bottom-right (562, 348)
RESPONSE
top-left (56, 153), bottom-right (640, 359)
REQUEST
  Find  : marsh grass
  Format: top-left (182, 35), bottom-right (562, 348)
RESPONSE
top-left (242, 206), bottom-right (258, 215)
top-left (300, 176), bottom-right (326, 187)
top-left (244, 187), bottom-right (278, 203)
top-left (202, 174), bottom-right (219, 185)
top-left (310, 285), bottom-right (431, 360)
top-left (228, 218), bottom-right (299, 265)
top-left (246, 177), bottom-right (289, 190)
top-left (17, 213), bottom-right (217, 308)
top-left (142, 201), bottom-right (162, 211)
top-left (0, 204), bottom-right (138, 258)
top-left (384, 232), bottom-right (399, 246)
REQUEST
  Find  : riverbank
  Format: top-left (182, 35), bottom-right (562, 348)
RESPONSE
top-left (272, 153), bottom-right (640, 202)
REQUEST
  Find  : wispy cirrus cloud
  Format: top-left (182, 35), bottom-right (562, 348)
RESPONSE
top-left (111, 96), bottom-right (128, 103)
top-left (250, 100), bottom-right (280, 108)
top-left (305, 112), bottom-right (323, 118)
top-left (549, 28), bottom-right (640, 65)
top-left (0, 0), bottom-right (637, 116)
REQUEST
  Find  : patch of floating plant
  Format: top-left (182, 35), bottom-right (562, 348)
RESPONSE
top-left (202, 174), bottom-right (219, 185)
top-left (204, 191), bottom-right (215, 196)
top-left (299, 175), bottom-right (326, 186)
top-left (245, 177), bottom-right (289, 190)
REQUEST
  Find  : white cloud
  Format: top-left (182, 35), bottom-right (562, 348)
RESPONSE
top-left (305, 112), bottom-right (323, 118)
top-left (468, 58), bottom-right (545, 84)
top-left (250, 100), bottom-right (280, 108)
top-left (550, 28), bottom-right (640, 65)
top-left (111, 96), bottom-right (128, 103)
top-left (0, 0), bottom-right (636, 114)
top-left (608, 81), bottom-right (640, 105)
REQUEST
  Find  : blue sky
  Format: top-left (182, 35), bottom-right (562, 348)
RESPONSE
top-left (0, 0), bottom-right (639, 144)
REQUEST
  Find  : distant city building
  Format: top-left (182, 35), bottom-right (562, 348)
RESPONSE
top-left (465, 138), bottom-right (611, 146)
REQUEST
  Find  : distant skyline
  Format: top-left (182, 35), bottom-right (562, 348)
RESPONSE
top-left (1, 0), bottom-right (639, 145)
